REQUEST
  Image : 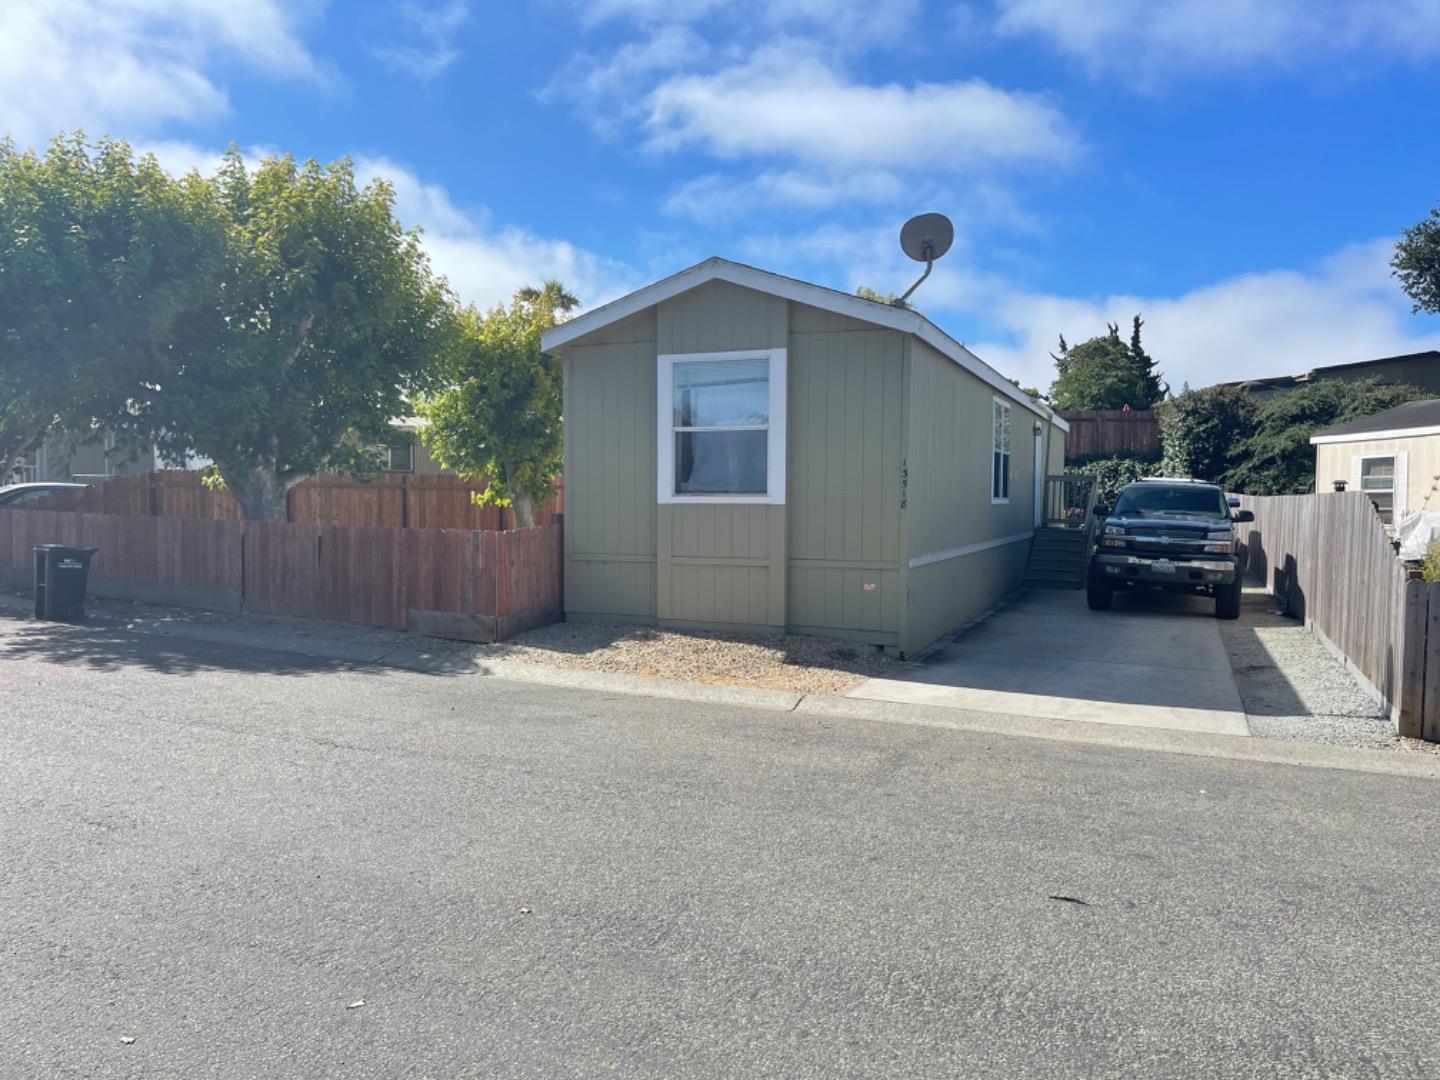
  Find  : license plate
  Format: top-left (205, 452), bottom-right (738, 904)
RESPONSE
top-left (1150, 559), bottom-right (1176, 574)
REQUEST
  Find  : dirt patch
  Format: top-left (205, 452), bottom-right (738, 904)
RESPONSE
top-left (480, 621), bottom-right (903, 694)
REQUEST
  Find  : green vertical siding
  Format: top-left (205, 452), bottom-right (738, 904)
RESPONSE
top-left (899, 339), bottom-right (1040, 654)
top-left (656, 280), bottom-right (788, 354)
top-left (785, 326), bottom-right (905, 641)
top-left (562, 312), bottom-right (659, 619)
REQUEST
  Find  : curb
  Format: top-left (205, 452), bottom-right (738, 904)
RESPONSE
top-left (5, 591), bottom-right (1437, 779)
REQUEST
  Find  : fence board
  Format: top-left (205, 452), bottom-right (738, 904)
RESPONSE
top-left (0, 506), bottom-right (562, 642)
top-left (1235, 491), bottom-right (1425, 738)
top-left (28, 470), bottom-right (563, 531)
top-left (1059, 409), bottom-right (1160, 460)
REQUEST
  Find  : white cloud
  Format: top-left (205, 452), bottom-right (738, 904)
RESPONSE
top-left (351, 157), bottom-right (641, 313)
top-left (0, 0), bottom-right (329, 147)
top-left (968, 240), bottom-right (1440, 394)
top-left (991, 0), bottom-right (1440, 79)
top-left (663, 169), bottom-right (909, 223)
top-left (369, 1), bottom-right (470, 81)
top-left (580, 0), bottom-right (920, 42)
top-left (645, 53), bottom-right (1079, 169)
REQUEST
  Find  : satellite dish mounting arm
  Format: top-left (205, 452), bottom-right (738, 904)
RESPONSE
top-left (892, 243), bottom-right (935, 307)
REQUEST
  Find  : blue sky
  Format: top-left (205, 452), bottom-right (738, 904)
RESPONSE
top-left (4, 0), bottom-right (1440, 392)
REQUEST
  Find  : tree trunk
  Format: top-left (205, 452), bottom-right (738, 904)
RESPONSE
top-left (510, 490), bottom-right (536, 530)
top-left (225, 465), bottom-right (290, 522)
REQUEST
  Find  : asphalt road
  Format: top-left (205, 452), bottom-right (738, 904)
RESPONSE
top-left (3, 617), bottom-right (1439, 1079)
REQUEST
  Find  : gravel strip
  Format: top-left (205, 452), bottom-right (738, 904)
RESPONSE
top-left (1220, 589), bottom-right (1439, 754)
top-left (480, 622), bottom-right (903, 694)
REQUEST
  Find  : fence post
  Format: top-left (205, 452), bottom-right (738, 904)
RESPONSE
top-left (1400, 578), bottom-right (1427, 740)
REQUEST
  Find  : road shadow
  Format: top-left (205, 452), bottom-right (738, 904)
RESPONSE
top-left (0, 614), bottom-right (393, 678)
top-left (1213, 591), bottom-right (1314, 718)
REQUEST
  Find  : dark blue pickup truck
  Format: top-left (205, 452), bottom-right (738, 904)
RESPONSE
top-left (1087, 478), bottom-right (1254, 619)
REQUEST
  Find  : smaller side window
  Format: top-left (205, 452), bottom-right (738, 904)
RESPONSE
top-left (386, 442), bottom-right (414, 473)
top-left (991, 399), bottom-right (1012, 502)
top-left (1359, 455), bottom-right (1395, 523)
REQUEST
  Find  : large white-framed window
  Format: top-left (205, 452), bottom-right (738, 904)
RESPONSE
top-left (657, 348), bottom-right (787, 505)
top-left (991, 397), bottom-right (1012, 503)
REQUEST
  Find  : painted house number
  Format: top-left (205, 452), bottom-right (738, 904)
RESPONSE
top-left (900, 458), bottom-right (908, 509)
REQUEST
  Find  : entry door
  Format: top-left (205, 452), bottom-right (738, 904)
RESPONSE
top-left (1033, 427), bottom-right (1045, 527)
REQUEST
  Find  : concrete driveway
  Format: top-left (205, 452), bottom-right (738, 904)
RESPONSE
top-left (850, 588), bottom-right (1250, 736)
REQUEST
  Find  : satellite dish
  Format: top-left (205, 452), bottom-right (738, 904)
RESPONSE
top-left (899, 213), bottom-right (954, 263)
top-left (892, 212), bottom-right (953, 307)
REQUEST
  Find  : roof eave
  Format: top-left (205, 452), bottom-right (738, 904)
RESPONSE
top-left (542, 257), bottom-right (1067, 428)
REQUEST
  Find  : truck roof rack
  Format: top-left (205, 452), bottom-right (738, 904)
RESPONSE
top-left (1137, 476), bottom-right (1215, 484)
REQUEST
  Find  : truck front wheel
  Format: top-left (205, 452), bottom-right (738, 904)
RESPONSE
top-left (1215, 578), bottom-right (1242, 620)
top-left (1086, 572), bottom-right (1114, 611)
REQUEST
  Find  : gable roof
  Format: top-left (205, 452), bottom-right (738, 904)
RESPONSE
top-left (1309, 398), bottom-right (1440, 444)
top-left (1230, 350), bottom-right (1440, 393)
top-left (541, 256), bottom-right (1066, 429)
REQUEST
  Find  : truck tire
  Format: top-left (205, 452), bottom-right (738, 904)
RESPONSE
top-left (1215, 579), bottom-right (1242, 620)
top-left (1086, 573), bottom-right (1113, 611)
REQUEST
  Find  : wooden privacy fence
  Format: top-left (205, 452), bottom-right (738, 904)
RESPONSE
top-left (1235, 492), bottom-right (1437, 742)
top-left (1059, 409), bottom-right (1160, 460)
top-left (32, 470), bottom-right (564, 530)
top-left (0, 508), bottom-right (562, 643)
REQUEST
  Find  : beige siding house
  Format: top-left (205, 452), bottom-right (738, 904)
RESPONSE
top-left (543, 258), bottom-right (1069, 657)
top-left (1311, 399), bottom-right (1440, 524)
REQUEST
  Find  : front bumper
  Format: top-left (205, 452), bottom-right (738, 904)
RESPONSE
top-left (1093, 552), bottom-right (1238, 586)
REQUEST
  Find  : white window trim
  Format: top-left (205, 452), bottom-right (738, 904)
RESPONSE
top-left (1356, 452), bottom-right (1399, 519)
top-left (657, 348), bottom-right (787, 505)
top-left (991, 396), bottom-right (1012, 505)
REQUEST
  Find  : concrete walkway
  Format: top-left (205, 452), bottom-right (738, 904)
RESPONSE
top-left (849, 588), bottom-right (1251, 737)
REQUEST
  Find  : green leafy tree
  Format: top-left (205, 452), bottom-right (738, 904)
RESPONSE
top-left (1393, 200), bottom-right (1440, 314)
top-left (1155, 383), bottom-right (1261, 484)
top-left (1049, 316), bottom-right (1165, 411)
top-left (1229, 378), bottom-right (1428, 494)
top-left (108, 149), bottom-right (454, 520)
top-left (0, 134), bottom-right (224, 480)
top-left (417, 281), bottom-right (578, 528)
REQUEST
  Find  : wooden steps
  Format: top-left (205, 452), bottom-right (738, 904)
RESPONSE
top-left (1024, 527), bottom-right (1090, 589)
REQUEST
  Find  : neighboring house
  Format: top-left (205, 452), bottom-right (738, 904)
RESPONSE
top-left (1310, 399), bottom-right (1440, 523)
top-left (1230, 350), bottom-right (1440, 399)
top-left (15, 432), bottom-right (173, 483)
top-left (541, 257), bottom-right (1069, 657)
top-left (382, 418), bottom-right (450, 475)
top-left (12, 420), bottom-right (442, 483)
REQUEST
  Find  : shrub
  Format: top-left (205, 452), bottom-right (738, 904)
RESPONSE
top-left (1156, 384), bottom-right (1260, 484)
top-left (1067, 451), bottom-right (1162, 508)
top-left (1424, 540), bottom-right (1440, 584)
top-left (1229, 378), bottom-right (1429, 494)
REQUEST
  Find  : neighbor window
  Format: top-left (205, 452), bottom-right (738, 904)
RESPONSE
top-left (658, 349), bottom-right (787, 504)
top-left (991, 398), bottom-right (1012, 503)
top-left (385, 441), bottom-right (414, 473)
top-left (1360, 456), bottom-right (1395, 522)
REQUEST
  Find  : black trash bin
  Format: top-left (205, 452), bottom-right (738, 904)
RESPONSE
top-left (34, 545), bottom-right (98, 621)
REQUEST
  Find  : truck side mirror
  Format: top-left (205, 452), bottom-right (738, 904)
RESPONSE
top-left (1093, 503), bottom-right (1110, 517)
top-left (1233, 509), bottom-right (1255, 523)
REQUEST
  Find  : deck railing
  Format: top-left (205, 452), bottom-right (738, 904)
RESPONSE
top-left (1042, 473), bottom-right (1098, 530)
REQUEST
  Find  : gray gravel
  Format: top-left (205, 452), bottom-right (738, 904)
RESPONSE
top-left (481, 620), bottom-right (903, 693)
top-left (1220, 588), bottom-right (1437, 753)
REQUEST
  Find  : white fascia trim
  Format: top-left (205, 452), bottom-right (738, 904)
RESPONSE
top-left (1310, 425), bottom-right (1440, 445)
top-left (908, 530), bottom-right (1034, 569)
top-left (545, 257), bottom-right (1067, 431)
top-left (657, 348), bottom-right (787, 506)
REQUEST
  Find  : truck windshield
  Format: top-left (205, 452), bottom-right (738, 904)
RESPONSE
top-left (1114, 486), bottom-right (1228, 519)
